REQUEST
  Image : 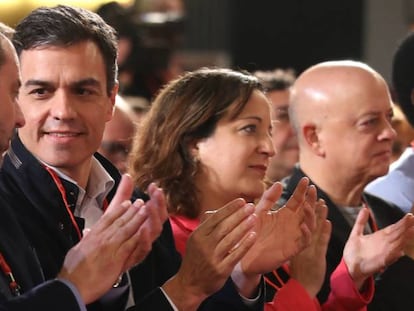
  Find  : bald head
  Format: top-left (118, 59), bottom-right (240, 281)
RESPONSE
top-left (289, 60), bottom-right (396, 194)
top-left (290, 61), bottom-right (390, 142)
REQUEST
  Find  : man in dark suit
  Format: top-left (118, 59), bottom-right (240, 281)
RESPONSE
top-left (0, 30), bottom-right (167, 311)
top-left (267, 60), bottom-right (414, 310)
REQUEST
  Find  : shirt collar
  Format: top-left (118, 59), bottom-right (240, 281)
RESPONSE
top-left (40, 156), bottom-right (115, 210)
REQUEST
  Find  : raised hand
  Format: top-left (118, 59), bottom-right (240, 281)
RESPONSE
top-left (162, 198), bottom-right (257, 311)
top-left (121, 181), bottom-right (168, 270)
top-left (343, 208), bottom-right (414, 289)
top-left (58, 174), bottom-right (167, 304)
top-left (289, 199), bottom-right (332, 298)
top-left (241, 177), bottom-right (316, 275)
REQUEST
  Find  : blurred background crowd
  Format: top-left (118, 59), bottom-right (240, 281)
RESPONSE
top-left (2, 0), bottom-right (414, 177)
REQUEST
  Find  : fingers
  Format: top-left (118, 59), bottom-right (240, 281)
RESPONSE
top-left (284, 177), bottom-right (309, 212)
top-left (92, 200), bottom-right (131, 234)
top-left (256, 182), bottom-right (283, 214)
top-left (112, 203), bottom-right (154, 269)
top-left (150, 184), bottom-right (168, 222)
top-left (109, 174), bottom-right (134, 210)
top-left (318, 220), bottom-right (332, 255)
top-left (384, 213), bottom-right (414, 242)
top-left (142, 184), bottom-right (168, 239)
top-left (349, 207), bottom-right (370, 238)
top-left (305, 185), bottom-right (317, 208)
top-left (94, 174), bottom-right (135, 231)
top-left (115, 185), bottom-right (169, 269)
top-left (108, 200), bottom-right (147, 243)
top-left (315, 199), bottom-right (327, 218)
top-left (118, 214), bottom-right (153, 269)
top-left (199, 198), bottom-right (247, 235)
top-left (299, 221), bottom-right (312, 248)
top-left (194, 201), bottom-right (257, 264)
top-left (303, 199), bottom-right (316, 233)
top-left (312, 200), bottom-right (327, 238)
top-left (215, 207), bottom-right (257, 259)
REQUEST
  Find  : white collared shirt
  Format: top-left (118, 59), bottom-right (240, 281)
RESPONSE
top-left (42, 156), bottom-right (115, 229)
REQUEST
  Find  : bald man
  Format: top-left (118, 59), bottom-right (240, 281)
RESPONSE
top-left (269, 61), bottom-right (414, 310)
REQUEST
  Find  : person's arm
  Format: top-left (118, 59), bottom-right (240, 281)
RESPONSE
top-left (322, 259), bottom-right (373, 311)
top-left (0, 279), bottom-right (84, 311)
top-left (265, 278), bottom-right (320, 311)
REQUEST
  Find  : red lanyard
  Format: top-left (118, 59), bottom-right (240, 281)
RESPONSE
top-left (0, 252), bottom-right (21, 296)
top-left (264, 263), bottom-right (289, 291)
top-left (43, 165), bottom-right (110, 239)
top-left (43, 166), bottom-right (83, 241)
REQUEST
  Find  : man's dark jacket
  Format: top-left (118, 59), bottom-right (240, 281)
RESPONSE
top-left (0, 191), bottom-right (83, 311)
top-left (0, 135), bottom-right (263, 311)
top-left (266, 165), bottom-right (414, 311)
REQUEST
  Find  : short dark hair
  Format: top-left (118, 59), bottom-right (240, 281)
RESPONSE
top-left (392, 32), bottom-right (414, 127)
top-left (253, 68), bottom-right (296, 92)
top-left (13, 5), bottom-right (118, 95)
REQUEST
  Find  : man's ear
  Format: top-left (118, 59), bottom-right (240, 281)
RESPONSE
top-left (303, 123), bottom-right (325, 156)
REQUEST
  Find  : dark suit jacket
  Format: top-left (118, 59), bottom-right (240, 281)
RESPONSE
top-left (269, 166), bottom-right (414, 311)
top-left (0, 280), bottom-right (83, 311)
top-left (0, 135), bottom-right (263, 311)
top-left (0, 192), bottom-right (82, 311)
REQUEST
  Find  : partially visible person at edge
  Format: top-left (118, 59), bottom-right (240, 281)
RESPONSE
top-left (268, 60), bottom-right (414, 311)
top-left (98, 95), bottom-right (136, 174)
top-left (0, 5), bottom-right (315, 311)
top-left (128, 68), bottom-right (412, 310)
top-left (253, 69), bottom-right (298, 182)
top-left (365, 32), bottom-right (414, 213)
top-left (0, 27), bottom-right (166, 311)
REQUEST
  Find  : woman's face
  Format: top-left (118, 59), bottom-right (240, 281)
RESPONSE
top-left (194, 90), bottom-right (275, 203)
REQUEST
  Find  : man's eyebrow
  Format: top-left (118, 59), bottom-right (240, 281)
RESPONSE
top-left (71, 78), bottom-right (101, 88)
top-left (23, 79), bottom-right (52, 88)
top-left (23, 78), bottom-right (102, 89)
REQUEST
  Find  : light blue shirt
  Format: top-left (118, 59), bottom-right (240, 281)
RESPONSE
top-left (365, 147), bottom-right (414, 213)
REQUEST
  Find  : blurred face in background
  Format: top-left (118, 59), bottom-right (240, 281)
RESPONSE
top-left (99, 104), bottom-right (135, 174)
top-left (266, 88), bottom-right (298, 182)
top-left (0, 37), bottom-right (25, 154)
